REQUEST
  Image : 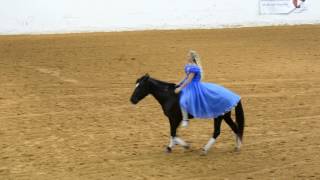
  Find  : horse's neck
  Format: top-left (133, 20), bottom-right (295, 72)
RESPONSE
top-left (149, 79), bottom-right (172, 105)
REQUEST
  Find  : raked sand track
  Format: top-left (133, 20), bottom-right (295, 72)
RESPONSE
top-left (0, 25), bottom-right (320, 179)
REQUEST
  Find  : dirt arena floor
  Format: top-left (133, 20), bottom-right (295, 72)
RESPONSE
top-left (0, 25), bottom-right (320, 179)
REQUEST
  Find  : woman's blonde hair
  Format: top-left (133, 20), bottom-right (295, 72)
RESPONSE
top-left (189, 50), bottom-right (204, 80)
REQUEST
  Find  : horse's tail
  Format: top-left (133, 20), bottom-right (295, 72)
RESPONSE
top-left (235, 100), bottom-right (245, 141)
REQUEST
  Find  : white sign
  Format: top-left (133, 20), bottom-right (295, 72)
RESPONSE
top-left (260, 0), bottom-right (307, 14)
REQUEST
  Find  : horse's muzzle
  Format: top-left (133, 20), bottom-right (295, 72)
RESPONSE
top-left (130, 97), bottom-right (138, 104)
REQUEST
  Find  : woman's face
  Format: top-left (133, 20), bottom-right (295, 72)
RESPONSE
top-left (187, 53), bottom-right (193, 63)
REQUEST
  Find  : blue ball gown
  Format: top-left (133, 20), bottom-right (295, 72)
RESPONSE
top-left (179, 64), bottom-right (241, 119)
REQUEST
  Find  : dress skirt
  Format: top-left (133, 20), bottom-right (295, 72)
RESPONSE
top-left (180, 81), bottom-right (241, 119)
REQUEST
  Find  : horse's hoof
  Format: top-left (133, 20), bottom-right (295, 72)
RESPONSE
top-left (234, 147), bottom-right (241, 152)
top-left (200, 148), bottom-right (207, 156)
top-left (165, 147), bottom-right (172, 153)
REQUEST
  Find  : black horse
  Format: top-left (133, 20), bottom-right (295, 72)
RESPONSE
top-left (130, 74), bottom-right (245, 155)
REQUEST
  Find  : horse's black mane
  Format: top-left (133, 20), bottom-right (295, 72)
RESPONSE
top-left (149, 77), bottom-right (176, 90)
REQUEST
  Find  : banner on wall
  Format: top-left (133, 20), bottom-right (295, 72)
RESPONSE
top-left (260, 0), bottom-right (307, 14)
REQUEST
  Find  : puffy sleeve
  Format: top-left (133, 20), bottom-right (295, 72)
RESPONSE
top-left (187, 65), bottom-right (200, 74)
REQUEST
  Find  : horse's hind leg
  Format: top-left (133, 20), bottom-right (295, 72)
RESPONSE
top-left (202, 116), bottom-right (223, 155)
top-left (223, 112), bottom-right (241, 150)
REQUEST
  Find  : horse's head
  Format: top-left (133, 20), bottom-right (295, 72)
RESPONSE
top-left (130, 74), bottom-right (151, 104)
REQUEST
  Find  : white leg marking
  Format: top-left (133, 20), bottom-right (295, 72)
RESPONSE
top-left (203, 138), bottom-right (216, 152)
top-left (235, 135), bottom-right (242, 150)
top-left (174, 137), bottom-right (188, 147)
top-left (168, 137), bottom-right (176, 148)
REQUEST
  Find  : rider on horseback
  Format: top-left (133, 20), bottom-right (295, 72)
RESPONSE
top-left (175, 50), bottom-right (241, 128)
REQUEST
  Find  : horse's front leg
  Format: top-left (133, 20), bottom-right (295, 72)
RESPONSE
top-left (201, 117), bottom-right (223, 155)
top-left (166, 137), bottom-right (189, 153)
top-left (166, 117), bottom-right (189, 153)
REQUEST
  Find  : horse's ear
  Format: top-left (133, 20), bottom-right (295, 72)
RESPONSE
top-left (145, 73), bottom-right (150, 79)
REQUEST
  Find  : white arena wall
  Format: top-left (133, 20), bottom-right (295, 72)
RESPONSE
top-left (0, 0), bottom-right (320, 35)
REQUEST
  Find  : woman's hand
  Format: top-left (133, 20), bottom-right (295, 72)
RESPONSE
top-left (175, 73), bottom-right (194, 94)
top-left (174, 87), bottom-right (182, 94)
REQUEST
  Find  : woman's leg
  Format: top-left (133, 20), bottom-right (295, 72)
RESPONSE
top-left (181, 107), bottom-right (189, 127)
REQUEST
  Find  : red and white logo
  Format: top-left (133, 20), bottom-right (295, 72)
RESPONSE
top-left (292, 0), bottom-right (306, 8)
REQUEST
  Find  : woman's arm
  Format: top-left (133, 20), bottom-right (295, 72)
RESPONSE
top-left (174, 73), bottom-right (195, 94)
top-left (177, 77), bottom-right (186, 87)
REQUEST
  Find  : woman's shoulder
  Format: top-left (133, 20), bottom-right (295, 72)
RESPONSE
top-left (185, 64), bottom-right (200, 73)
top-left (185, 63), bottom-right (199, 68)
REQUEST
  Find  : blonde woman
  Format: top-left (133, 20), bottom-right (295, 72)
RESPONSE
top-left (175, 50), bottom-right (241, 127)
